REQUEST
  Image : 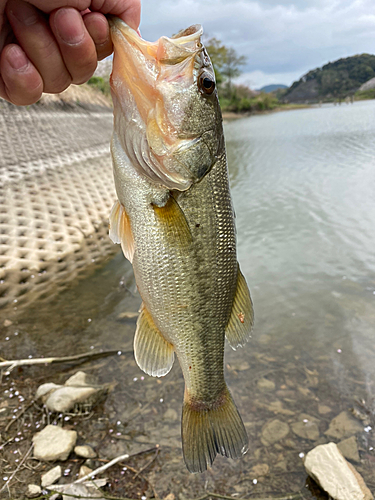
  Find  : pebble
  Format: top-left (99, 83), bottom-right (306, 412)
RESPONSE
top-left (163, 408), bottom-right (178, 421)
top-left (3, 319), bottom-right (12, 327)
top-left (64, 371), bottom-right (93, 386)
top-left (304, 443), bottom-right (373, 500)
top-left (26, 484), bottom-right (42, 498)
top-left (318, 404), bottom-right (333, 415)
top-left (33, 425), bottom-right (77, 461)
top-left (261, 419), bottom-right (290, 446)
top-left (117, 311), bottom-right (139, 319)
top-left (41, 465), bottom-right (62, 487)
top-left (79, 465), bottom-right (93, 479)
top-left (44, 386), bottom-right (101, 412)
top-left (250, 463), bottom-right (269, 477)
top-left (74, 445), bottom-right (97, 459)
top-left (325, 411), bottom-right (363, 440)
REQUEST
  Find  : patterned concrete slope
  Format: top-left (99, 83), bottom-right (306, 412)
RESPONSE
top-left (0, 97), bottom-right (119, 310)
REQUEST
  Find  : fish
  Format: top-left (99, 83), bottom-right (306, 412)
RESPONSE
top-left (108, 17), bottom-right (254, 473)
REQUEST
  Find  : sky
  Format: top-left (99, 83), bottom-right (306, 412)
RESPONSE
top-left (140, 0), bottom-right (375, 89)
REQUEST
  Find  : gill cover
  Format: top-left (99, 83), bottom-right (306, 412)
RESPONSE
top-left (109, 18), bottom-right (222, 191)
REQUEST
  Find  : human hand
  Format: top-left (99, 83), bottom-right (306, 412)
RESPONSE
top-left (0, 0), bottom-right (140, 105)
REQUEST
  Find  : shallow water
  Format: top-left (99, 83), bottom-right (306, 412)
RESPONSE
top-left (1, 101), bottom-right (375, 498)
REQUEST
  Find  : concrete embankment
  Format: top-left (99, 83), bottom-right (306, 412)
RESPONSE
top-left (0, 86), bottom-right (118, 310)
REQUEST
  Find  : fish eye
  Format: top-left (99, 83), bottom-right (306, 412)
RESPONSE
top-left (198, 73), bottom-right (215, 95)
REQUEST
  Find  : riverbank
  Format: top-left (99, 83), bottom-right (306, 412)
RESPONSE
top-left (222, 103), bottom-right (311, 121)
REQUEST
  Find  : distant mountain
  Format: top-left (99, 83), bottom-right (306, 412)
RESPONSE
top-left (259, 84), bottom-right (288, 93)
top-left (283, 54), bottom-right (375, 103)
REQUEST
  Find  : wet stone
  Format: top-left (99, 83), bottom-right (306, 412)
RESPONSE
top-left (338, 436), bottom-right (360, 462)
top-left (257, 378), bottom-right (276, 392)
top-left (250, 463), bottom-right (269, 477)
top-left (318, 404), bottom-right (333, 415)
top-left (163, 408), bottom-right (178, 421)
top-left (261, 419), bottom-right (290, 446)
top-left (41, 465), bottom-right (62, 487)
top-left (325, 411), bottom-right (363, 440)
top-left (74, 445), bottom-right (97, 459)
top-left (33, 424), bottom-right (77, 461)
top-left (291, 414), bottom-right (320, 441)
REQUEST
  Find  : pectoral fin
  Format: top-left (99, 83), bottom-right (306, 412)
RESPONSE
top-left (134, 304), bottom-right (175, 377)
top-left (225, 265), bottom-right (254, 350)
top-left (109, 200), bottom-right (135, 263)
top-left (153, 195), bottom-right (192, 247)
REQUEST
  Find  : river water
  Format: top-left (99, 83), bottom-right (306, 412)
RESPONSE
top-left (1, 101), bottom-right (375, 498)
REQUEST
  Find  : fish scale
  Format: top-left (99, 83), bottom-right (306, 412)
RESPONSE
top-left (108, 17), bottom-right (254, 473)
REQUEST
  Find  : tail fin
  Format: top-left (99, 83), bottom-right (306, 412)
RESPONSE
top-left (182, 385), bottom-right (248, 473)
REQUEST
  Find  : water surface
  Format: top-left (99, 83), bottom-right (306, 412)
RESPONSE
top-left (1, 101), bottom-right (375, 498)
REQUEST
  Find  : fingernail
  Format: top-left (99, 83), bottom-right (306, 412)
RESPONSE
top-left (8, 0), bottom-right (38, 26)
top-left (54, 8), bottom-right (85, 45)
top-left (8, 45), bottom-right (29, 71)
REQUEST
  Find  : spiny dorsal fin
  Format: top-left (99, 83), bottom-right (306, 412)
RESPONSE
top-left (134, 304), bottom-right (175, 377)
top-left (225, 265), bottom-right (254, 350)
top-left (109, 200), bottom-right (135, 263)
top-left (153, 195), bottom-right (192, 247)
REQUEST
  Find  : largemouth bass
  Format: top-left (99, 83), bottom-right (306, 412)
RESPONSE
top-left (108, 18), bottom-right (254, 473)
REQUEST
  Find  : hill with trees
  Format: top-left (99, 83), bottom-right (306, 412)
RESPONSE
top-left (282, 54), bottom-right (375, 103)
top-left (259, 84), bottom-right (288, 93)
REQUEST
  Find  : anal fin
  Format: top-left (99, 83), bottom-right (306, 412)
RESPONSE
top-left (134, 304), bottom-right (175, 377)
top-left (109, 200), bottom-right (135, 263)
top-left (225, 265), bottom-right (254, 350)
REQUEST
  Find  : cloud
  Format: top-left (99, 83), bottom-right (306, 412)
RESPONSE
top-left (140, 0), bottom-right (375, 88)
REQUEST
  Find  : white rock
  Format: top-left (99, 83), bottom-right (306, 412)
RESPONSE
top-left (44, 386), bottom-right (99, 412)
top-left (26, 484), bottom-right (42, 498)
top-left (74, 445), bottom-right (97, 458)
top-left (64, 371), bottom-right (92, 386)
top-left (35, 383), bottom-right (62, 402)
top-left (35, 371), bottom-right (103, 413)
top-left (33, 425), bottom-right (77, 461)
top-left (41, 465), bottom-right (62, 487)
top-left (304, 442), bottom-right (373, 500)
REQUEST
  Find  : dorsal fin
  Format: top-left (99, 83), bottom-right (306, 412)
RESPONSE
top-left (134, 304), bottom-right (175, 377)
top-left (109, 200), bottom-right (135, 263)
top-left (225, 265), bottom-right (254, 350)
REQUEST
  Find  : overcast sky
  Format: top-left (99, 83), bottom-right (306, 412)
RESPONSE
top-left (140, 0), bottom-right (375, 89)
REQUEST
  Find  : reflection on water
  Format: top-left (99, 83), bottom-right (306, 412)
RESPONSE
top-left (1, 101), bottom-right (375, 498)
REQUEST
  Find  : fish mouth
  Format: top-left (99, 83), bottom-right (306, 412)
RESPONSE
top-left (109, 18), bottom-right (208, 190)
